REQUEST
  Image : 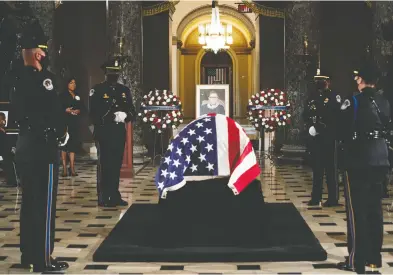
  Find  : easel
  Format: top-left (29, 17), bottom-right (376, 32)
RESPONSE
top-left (140, 105), bottom-right (181, 166)
top-left (248, 105), bottom-right (287, 167)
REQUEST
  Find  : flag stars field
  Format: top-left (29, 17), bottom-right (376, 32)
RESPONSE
top-left (197, 135), bottom-right (205, 143)
top-left (173, 159), bottom-right (181, 168)
top-left (205, 143), bottom-right (214, 152)
top-left (198, 153), bottom-right (206, 162)
top-left (155, 114), bottom-right (259, 199)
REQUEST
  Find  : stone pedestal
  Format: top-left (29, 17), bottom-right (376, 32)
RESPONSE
top-left (121, 123), bottom-right (133, 177)
top-left (107, 1), bottom-right (146, 172)
top-left (284, 1), bottom-right (319, 146)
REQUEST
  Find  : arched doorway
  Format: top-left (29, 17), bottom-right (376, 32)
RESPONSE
top-left (175, 5), bottom-right (257, 119)
top-left (200, 51), bottom-right (234, 117)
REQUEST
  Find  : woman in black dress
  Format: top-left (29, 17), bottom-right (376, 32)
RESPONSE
top-left (60, 77), bottom-right (85, 177)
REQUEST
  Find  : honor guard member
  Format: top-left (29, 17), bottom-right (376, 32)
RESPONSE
top-left (11, 20), bottom-right (69, 272)
top-left (336, 64), bottom-right (390, 274)
top-left (89, 59), bottom-right (136, 207)
top-left (303, 71), bottom-right (340, 207)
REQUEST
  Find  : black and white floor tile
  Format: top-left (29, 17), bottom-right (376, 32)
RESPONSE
top-left (1, 154), bottom-right (393, 274)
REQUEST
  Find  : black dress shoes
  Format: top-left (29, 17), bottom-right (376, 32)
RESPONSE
top-left (98, 198), bottom-right (128, 207)
top-left (21, 257), bottom-right (69, 272)
top-left (366, 262), bottom-right (381, 268)
top-left (98, 200), bottom-right (113, 207)
top-left (337, 261), bottom-right (365, 274)
top-left (113, 198), bottom-right (128, 206)
top-left (322, 200), bottom-right (342, 207)
top-left (307, 200), bottom-right (320, 206)
top-left (33, 260), bottom-right (69, 272)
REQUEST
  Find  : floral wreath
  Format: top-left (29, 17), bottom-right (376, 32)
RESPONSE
top-left (138, 89), bottom-right (184, 133)
top-left (247, 89), bottom-right (291, 132)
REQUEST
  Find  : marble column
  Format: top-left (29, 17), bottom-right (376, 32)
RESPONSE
top-left (284, 1), bottom-right (319, 145)
top-left (142, 5), bottom-right (173, 159)
top-left (372, 2), bottom-right (393, 84)
top-left (259, 16), bottom-right (285, 90)
top-left (143, 9), bottom-right (172, 91)
top-left (107, 1), bottom-right (147, 166)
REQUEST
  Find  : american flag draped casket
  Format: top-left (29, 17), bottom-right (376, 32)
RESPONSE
top-left (155, 114), bottom-right (261, 199)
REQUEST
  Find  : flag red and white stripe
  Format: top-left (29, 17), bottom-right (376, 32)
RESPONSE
top-left (214, 114), bottom-right (260, 194)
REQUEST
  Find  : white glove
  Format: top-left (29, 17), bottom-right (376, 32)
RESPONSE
top-left (341, 99), bottom-right (351, 110)
top-left (114, 111), bottom-right (127, 123)
top-left (309, 126), bottom-right (318, 137)
top-left (59, 133), bottom-right (69, 147)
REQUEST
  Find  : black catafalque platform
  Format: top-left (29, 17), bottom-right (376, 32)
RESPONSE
top-left (93, 178), bottom-right (327, 262)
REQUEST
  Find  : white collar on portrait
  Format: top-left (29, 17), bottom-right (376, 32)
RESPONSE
top-left (206, 103), bottom-right (220, 109)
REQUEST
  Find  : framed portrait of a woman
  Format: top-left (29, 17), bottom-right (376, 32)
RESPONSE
top-left (196, 84), bottom-right (229, 118)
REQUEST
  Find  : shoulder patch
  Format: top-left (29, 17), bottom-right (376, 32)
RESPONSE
top-left (89, 89), bottom-right (95, 96)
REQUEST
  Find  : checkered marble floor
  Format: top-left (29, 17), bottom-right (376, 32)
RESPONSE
top-left (1, 154), bottom-right (393, 274)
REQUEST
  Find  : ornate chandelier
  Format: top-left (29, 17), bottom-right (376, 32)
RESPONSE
top-left (198, 1), bottom-right (233, 54)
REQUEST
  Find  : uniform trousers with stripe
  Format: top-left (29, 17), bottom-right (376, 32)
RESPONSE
top-left (95, 123), bottom-right (126, 203)
top-left (19, 162), bottom-right (58, 266)
top-left (310, 138), bottom-right (339, 203)
top-left (344, 167), bottom-right (387, 268)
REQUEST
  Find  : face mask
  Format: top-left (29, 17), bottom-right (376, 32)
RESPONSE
top-left (106, 74), bottom-right (119, 84)
top-left (40, 55), bottom-right (50, 70)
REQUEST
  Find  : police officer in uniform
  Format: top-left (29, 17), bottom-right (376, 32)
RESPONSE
top-left (336, 65), bottom-right (390, 274)
top-left (11, 20), bottom-right (69, 272)
top-left (303, 72), bottom-right (340, 207)
top-left (89, 59), bottom-right (136, 207)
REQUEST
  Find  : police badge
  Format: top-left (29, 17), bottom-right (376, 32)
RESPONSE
top-left (43, 79), bottom-right (53, 91)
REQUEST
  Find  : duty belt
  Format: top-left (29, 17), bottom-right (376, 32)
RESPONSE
top-left (19, 125), bottom-right (58, 142)
top-left (352, 130), bottom-right (387, 140)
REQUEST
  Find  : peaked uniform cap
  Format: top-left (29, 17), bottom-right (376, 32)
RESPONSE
top-left (100, 58), bottom-right (122, 71)
top-left (314, 69), bottom-right (330, 80)
top-left (353, 63), bottom-right (380, 84)
top-left (19, 19), bottom-right (48, 50)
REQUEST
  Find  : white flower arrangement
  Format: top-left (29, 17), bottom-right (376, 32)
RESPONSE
top-left (247, 88), bottom-right (291, 132)
top-left (138, 89), bottom-right (183, 133)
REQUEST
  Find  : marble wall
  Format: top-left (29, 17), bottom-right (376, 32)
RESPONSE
top-left (284, 1), bottom-right (319, 145)
top-left (373, 2), bottom-right (393, 76)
